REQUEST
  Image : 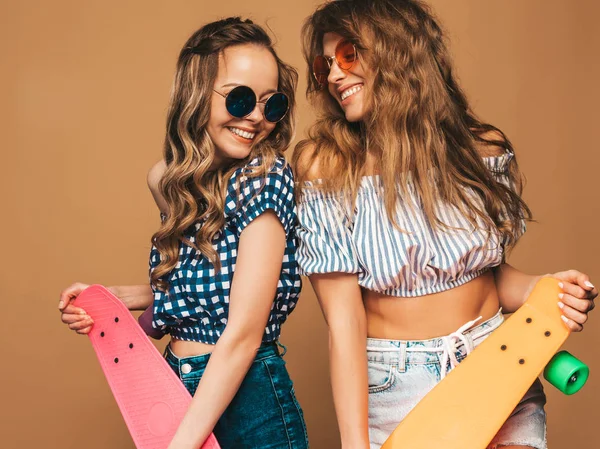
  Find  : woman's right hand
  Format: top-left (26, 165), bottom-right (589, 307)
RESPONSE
top-left (58, 282), bottom-right (94, 334)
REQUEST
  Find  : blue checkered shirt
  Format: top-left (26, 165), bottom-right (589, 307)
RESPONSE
top-left (149, 156), bottom-right (302, 344)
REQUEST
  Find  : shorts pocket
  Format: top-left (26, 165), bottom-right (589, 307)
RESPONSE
top-left (290, 387), bottom-right (310, 448)
top-left (368, 362), bottom-right (395, 394)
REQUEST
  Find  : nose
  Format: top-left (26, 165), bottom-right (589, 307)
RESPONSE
top-left (245, 103), bottom-right (263, 123)
top-left (327, 60), bottom-right (347, 84)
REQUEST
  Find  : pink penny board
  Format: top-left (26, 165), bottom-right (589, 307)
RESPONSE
top-left (73, 285), bottom-right (220, 449)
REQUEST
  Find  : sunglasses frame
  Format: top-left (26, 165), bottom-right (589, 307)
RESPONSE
top-left (312, 39), bottom-right (359, 88)
top-left (213, 86), bottom-right (290, 123)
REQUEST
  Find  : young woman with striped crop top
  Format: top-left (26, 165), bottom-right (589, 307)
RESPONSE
top-left (293, 2), bottom-right (597, 449)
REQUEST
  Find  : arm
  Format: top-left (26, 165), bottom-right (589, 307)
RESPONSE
top-left (109, 284), bottom-right (154, 310)
top-left (293, 145), bottom-right (369, 447)
top-left (492, 263), bottom-right (543, 313)
top-left (310, 273), bottom-right (369, 449)
top-left (493, 264), bottom-right (597, 331)
top-left (472, 131), bottom-right (598, 328)
top-left (147, 159), bottom-right (168, 214)
top-left (167, 211), bottom-right (286, 449)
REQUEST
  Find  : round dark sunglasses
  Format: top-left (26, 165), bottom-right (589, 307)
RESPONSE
top-left (213, 85), bottom-right (289, 123)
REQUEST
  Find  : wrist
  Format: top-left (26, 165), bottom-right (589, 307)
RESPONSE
top-left (107, 285), bottom-right (121, 298)
top-left (105, 285), bottom-right (154, 310)
top-left (340, 428), bottom-right (370, 449)
top-left (523, 274), bottom-right (548, 302)
top-left (170, 419), bottom-right (206, 449)
top-left (530, 273), bottom-right (552, 288)
top-left (341, 442), bottom-right (369, 449)
top-left (107, 285), bottom-right (134, 309)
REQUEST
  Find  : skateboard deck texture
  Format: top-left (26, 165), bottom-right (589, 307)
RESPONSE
top-left (73, 285), bottom-right (220, 449)
top-left (382, 277), bottom-right (568, 449)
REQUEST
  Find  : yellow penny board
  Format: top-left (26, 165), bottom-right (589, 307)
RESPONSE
top-left (382, 277), bottom-right (568, 449)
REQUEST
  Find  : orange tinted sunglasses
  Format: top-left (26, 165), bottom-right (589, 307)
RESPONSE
top-left (312, 39), bottom-right (358, 87)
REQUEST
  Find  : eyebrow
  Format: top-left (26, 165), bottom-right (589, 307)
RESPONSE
top-left (220, 83), bottom-right (278, 98)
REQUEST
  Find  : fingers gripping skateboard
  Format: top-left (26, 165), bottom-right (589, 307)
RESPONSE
top-left (73, 285), bottom-right (220, 449)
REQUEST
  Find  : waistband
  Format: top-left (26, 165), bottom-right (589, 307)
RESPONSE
top-left (168, 325), bottom-right (280, 346)
top-left (164, 341), bottom-right (284, 378)
top-left (366, 308), bottom-right (504, 377)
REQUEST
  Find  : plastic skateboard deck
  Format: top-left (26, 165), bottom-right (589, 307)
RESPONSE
top-left (381, 277), bottom-right (573, 449)
top-left (73, 285), bottom-right (220, 449)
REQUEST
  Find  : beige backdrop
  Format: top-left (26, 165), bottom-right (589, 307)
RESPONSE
top-left (2, 0), bottom-right (599, 448)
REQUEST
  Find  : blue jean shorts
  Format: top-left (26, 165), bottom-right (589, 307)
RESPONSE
top-left (165, 342), bottom-right (309, 449)
top-left (366, 309), bottom-right (547, 449)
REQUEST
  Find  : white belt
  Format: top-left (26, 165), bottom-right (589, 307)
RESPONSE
top-left (366, 315), bottom-right (489, 378)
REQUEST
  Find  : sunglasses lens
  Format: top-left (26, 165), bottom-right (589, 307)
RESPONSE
top-left (225, 85), bottom-right (256, 118)
top-left (312, 55), bottom-right (329, 86)
top-left (336, 40), bottom-right (356, 70)
top-left (264, 93), bottom-right (289, 123)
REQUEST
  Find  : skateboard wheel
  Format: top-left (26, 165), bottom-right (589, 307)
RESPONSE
top-left (543, 351), bottom-right (589, 395)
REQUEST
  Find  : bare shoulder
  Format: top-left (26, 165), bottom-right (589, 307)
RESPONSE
top-left (147, 159), bottom-right (166, 190)
top-left (147, 160), bottom-right (168, 213)
top-left (293, 140), bottom-right (323, 181)
top-left (473, 129), bottom-right (507, 158)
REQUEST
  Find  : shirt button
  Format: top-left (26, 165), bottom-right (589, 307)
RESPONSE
top-left (181, 363), bottom-right (192, 374)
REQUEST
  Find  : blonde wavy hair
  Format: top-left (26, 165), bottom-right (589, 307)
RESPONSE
top-left (293, 0), bottom-right (531, 247)
top-left (152, 18), bottom-right (298, 291)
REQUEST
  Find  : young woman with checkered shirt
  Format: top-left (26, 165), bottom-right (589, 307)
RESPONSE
top-left (58, 18), bottom-right (308, 449)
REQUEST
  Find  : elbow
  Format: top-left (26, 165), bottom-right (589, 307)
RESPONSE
top-left (328, 303), bottom-right (367, 329)
top-left (147, 160), bottom-right (165, 192)
top-left (217, 326), bottom-right (264, 356)
top-left (326, 312), bottom-right (367, 342)
top-left (147, 160), bottom-right (169, 213)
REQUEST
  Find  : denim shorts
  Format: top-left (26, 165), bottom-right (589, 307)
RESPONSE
top-left (165, 342), bottom-right (309, 449)
top-left (367, 309), bottom-right (547, 449)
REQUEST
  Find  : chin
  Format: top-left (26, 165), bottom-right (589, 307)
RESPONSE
top-left (222, 146), bottom-right (253, 161)
top-left (344, 110), bottom-right (364, 123)
top-left (214, 131), bottom-right (256, 161)
top-left (342, 103), bottom-right (365, 123)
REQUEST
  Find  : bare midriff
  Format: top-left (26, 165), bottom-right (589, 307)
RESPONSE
top-left (364, 270), bottom-right (500, 340)
top-left (169, 273), bottom-right (499, 353)
top-left (170, 338), bottom-right (215, 358)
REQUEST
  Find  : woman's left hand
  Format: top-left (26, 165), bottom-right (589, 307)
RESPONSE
top-left (552, 270), bottom-right (597, 331)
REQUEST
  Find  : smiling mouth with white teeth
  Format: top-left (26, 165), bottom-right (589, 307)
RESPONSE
top-left (340, 84), bottom-right (363, 101)
top-left (227, 127), bottom-right (257, 141)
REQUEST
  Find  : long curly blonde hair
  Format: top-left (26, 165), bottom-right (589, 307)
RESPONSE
top-left (293, 0), bottom-right (531, 247)
top-left (151, 18), bottom-right (297, 291)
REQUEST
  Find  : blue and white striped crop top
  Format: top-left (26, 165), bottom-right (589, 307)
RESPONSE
top-left (296, 151), bottom-right (524, 297)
